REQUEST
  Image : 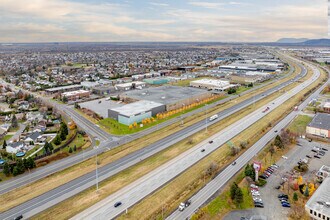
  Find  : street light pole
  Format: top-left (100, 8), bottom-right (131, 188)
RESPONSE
top-left (205, 104), bottom-right (208, 133)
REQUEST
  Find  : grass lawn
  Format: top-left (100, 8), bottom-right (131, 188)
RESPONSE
top-left (234, 86), bottom-right (252, 95)
top-left (288, 115), bottom-right (312, 134)
top-left (65, 134), bottom-right (88, 153)
top-left (97, 95), bottom-right (227, 135)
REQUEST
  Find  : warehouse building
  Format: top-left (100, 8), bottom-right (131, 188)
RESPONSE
top-left (143, 78), bottom-right (169, 85)
top-left (115, 81), bottom-right (146, 91)
top-left (305, 176), bottom-right (330, 220)
top-left (190, 79), bottom-right (237, 91)
top-left (92, 86), bottom-right (114, 95)
top-left (61, 90), bottom-right (90, 101)
top-left (45, 84), bottom-right (83, 94)
top-left (306, 113), bottom-right (330, 138)
top-left (108, 100), bottom-right (165, 125)
top-left (120, 85), bottom-right (215, 111)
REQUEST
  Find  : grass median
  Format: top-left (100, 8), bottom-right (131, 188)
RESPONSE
top-left (0, 60), bottom-right (300, 213)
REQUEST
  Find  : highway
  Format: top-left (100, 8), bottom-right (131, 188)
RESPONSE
top-left (0, 56), bottom-right (306, 219)
top-left (71, 58), bottom-right (321, 219)
top-left (0, 56), bottom-right (298, 195)
top-left (167, 62), bottom-right (327, 220)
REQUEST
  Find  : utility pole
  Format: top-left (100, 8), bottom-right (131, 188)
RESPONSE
top-left (95, 147), bottom-right (99, 191)
top-left (205, 104), bottom-right (208, 133)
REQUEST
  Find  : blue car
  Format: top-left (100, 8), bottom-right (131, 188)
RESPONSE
top-left (282, 203), bottom-right (291, 208)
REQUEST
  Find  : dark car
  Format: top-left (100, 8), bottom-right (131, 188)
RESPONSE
top-left (208, 140), bottom-right (213, 144)
top-left (201, 149), bottom-right (205, 152)
top-left (14, 216), bottom-right (23, 220)
top-left (278, 194), bottom-right (288, 199)
top-left (306, 155), bottom-right (312, 158)
top-left (314, 155), bottom-right (321, 159)
top-left (259, 175), bottom-right (267, 179)
top-left (308, 139), bottom-right (312, 142)
top-left (254, 203), bottom-right (264, 208)
top-left (322, 148), bottom-right (328, 151)
top-left (114, 201), bottom-right (122, 208)
top-left (282, 203), bottom-right (291, 208)
top-left (232, 161), bottom-right (237, 165)
top-left (311, 149), bottom-right (317, 153)
top-left (297, 143), bottom-right (302, 146)
top-left (275, 185), bottom-right (281, 189)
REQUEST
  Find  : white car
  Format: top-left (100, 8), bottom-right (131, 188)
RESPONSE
top-left (282, 155), bottom-right (288, 159)
top-left (252, 192), bottom-right (261, 196)
top-left (178, 202), bottom-right (185, 211)
top-left (250, 184), bottom-right (259, 189)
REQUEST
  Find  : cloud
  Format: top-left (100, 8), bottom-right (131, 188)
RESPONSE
top-left (188, 1), bottom-right (223, 8)
top-left (149, 2), bottom-right (169, 7)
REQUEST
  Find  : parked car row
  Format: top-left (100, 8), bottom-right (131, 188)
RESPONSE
top-left (259, 164), bottom-right (278, 180)
top-left (278, 194), bottom-right (291, 208)
top-left (250, 184), bottom-right (264, 208)
top-left (311, 146), bottom-right (327, 159)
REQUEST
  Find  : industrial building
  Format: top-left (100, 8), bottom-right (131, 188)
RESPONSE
top-left (306, 113), bottom-right (330, 138)
top-left (61, 90), bottom-right (90, 101)
top-left (92, 86), bottom-right (114, 95)
top-left (115, 81), bottom-right (146, 91)
top-left (190, 79), bottom-right (236, 91)
top-left (143, 78), bottom-right (169, 85)
top-left (45, 84), bottom-right (83, 94)
top-left (108, 100), bottom-right (165, 125)
top-left (120, 85), bottom-right (215, 111)
top-left (305, 176), bottom-right (330, 220)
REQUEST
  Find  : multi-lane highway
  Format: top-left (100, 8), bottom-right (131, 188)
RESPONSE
top-left (167, 62), bottom-right (327, 220)
top-left (71, 58), bottom-right (321, 220)
top-left (0, 56), bottom-right (298, 195)
top-left (0, 56), bottom-right (306, 219)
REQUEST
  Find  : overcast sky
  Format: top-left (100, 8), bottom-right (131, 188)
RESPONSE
top-left (0, 0), bottom-right (327, 43)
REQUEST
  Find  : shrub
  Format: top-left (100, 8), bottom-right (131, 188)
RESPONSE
top-left (255, 178), bottom-right (267, 187)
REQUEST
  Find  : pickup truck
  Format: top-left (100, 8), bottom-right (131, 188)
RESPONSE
top-left (178, 200), bottom-right (191, 211)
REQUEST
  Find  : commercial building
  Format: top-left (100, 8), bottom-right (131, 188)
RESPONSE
top-left (108, 100), bottom-right (165, 125)
top-left (61, 90), bottom-right (90, 101)
top-left (115, 81), bottom-right (146, 91)
top-left (305, 177), bottom-right (330, 220)
top-left (323, 102), bottom-right (330, 113)
top-left (45, 84), bottom-right (83, 94)
top-left (190, 79), bottom-right (236, 91)
top-left (92, 86), bottom-right (114, 95)
top-left (143, 78), bottom-right (169, 85)
top-left (121, 85), bottom-right (214, 111)
top-left (306, 113), bottom-right (330, 138)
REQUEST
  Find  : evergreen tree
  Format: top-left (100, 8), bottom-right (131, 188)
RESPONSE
top-left (54, 135), bottom-right (61, 145)
top-left (230, 182), bottom-right (239, 200)
top-left (69, 147), bottom-right (73, 153)
top-left (13, 166), bottom-right (19, 176)
top-left (60, 129), bottom-right (66, 141)
top-left (244, 164), bottom-right (255, 180)
top-left (304, 185), bottom-right (310, 197)
top-left (2, 140), bottom-right (7, 149)
top-left (293, 192), bottom-right (298, 201)
top-left (3, 162), bottom-right (10, 176)
top-left (11, 114), bottom-right (18, 128)
top-left (73, 145), bottom-right (77, 152)
top-left (234, 187), bottom-right (243, 205)
top-left (274, 135), bottom-right (284, 148)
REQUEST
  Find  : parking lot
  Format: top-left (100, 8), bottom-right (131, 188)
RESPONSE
top-left (78, 97), bottom-right (124, 118)
top-left (224, 138), bottom-right (330, 220)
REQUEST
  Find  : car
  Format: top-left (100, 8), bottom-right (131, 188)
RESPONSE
top-left (252, 192), bottom-right (261, 196)
top-left (274, 130), bottom-right (278, 133)
top-left (264, 171), bottom-right (271, 176)
top-left (282, 203), bottom-right (291, 208)
top-left (254, 203), bottom-right (264, 208)
top-left (201, 149), bottom-right (205, 152)
top-left (14, 216), bottom-right (23, 220)
top-left (275, 185), bottom-right (281, 189)
top-left (208, 140), bottom-right (213, 144)
top-left (282, 155), bottom-right (288, 159)
top-left (308, 139), bottom-right (312, 142)
top-left (185, 200), bottom-right (191, 207)
top-left (280, 180), bottom-right (285, 185)
top-left (250, 186), bottom-right (258, 190)
top-left (114, 201), bottom-right (122, 208)
top-left (306, 155), bottom-right (312, 159)
top-left (98, 100), bottom-right (102, 104)
top-left (232, 161), bottom-right (237, 165)
top-left (250, 184), bottom-right (258, 189)
top-left (311, 149), bottom-right (317, 153)
top-left (314, 155), bottom-right (321, 159)
top-left (278, 194), bottom-right (288, 199)
top-left (259, 175), bottom-right (267, 179)
top-left (319, 152), bottom-right (325, 156)
top-left (322, 148), bottom-right (328, 151)
top-left (272, 164), bottom-right (279, 168)
top-left (179, 202), bottom-right (186, 211)
top-left (297, 143), bottom-right (302, 146)
top-left (241, 217), bottom-right (249, 220)
top-left (267, 167), bottom-right (274, 172)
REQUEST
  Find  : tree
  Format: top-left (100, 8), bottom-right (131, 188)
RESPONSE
top-left (69, 147), bottom-right (73, 153)
top-left (304, 185), bottom-right (310, 197)
top-left (62, 96), bottom-right (68, 103)
top-left (234, 187), bottom-right (243, 205)
top-left (274, 135), bottom-right (284, 149)
top-left (240, 141), bottom-right (248, 149)
top-left (73, 145), bottom-right (77, 152)
top-left (293, 192), bottom-right (298, 202)
top-left (3, 162), bottom-right (10, 176)
top-left (53, 135), bottom-right (61, 145)
top-left (11, 114), bottom-right (18, 128)
top-left (61, 122), bottom-right (68, 135)
top-left (244, 164), bottom-right (255, 180)
top-left (60, 129), bottom-right (67, 141)
top-left (2, 140), bottom-right (7, 149)
top-left (12, 166), bottom-right (19, 176)
top-left (230, 182), bottom-right (239, 200)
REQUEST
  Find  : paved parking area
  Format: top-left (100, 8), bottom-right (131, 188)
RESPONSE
top-left (79, 98), bottom-right (124, 118)
top-left (224, 139), bottom-right (329, 220)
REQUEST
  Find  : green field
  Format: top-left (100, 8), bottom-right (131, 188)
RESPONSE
top-left (288, 115), bottom-right (312, 134)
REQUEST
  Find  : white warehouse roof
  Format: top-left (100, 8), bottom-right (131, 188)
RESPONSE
top-left (110, 100), bottom-right (164, 117)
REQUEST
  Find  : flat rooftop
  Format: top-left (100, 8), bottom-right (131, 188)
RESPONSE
top-left (191, 79), bottom-right (230, 87)
top-left (80, 98), bottom-right (124, 118)
top-left (111, 100), bottom-right (164, 117)
top-left (122, 85), bottom-right (210, 105)
top-left (306, 177), bottom-right (330, 217)
top-left (45, 84), bottom-right (82, 92)
top-left (308, 113), bottom-right (330, 130)
top-left (62, 90), bottom-right (89, 96)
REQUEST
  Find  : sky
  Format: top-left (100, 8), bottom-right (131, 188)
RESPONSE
top-left (0, 0), bottom-right (327, 43)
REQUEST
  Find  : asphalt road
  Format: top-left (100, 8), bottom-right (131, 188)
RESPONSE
top-left (0, 56), bottom-right (305, 219)
top-left (167, 61), bottom-right (327, 220)
top-left (71, 58), bottom-right (320, 220)
top-left (0, 57), bottom-right (299, 195)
